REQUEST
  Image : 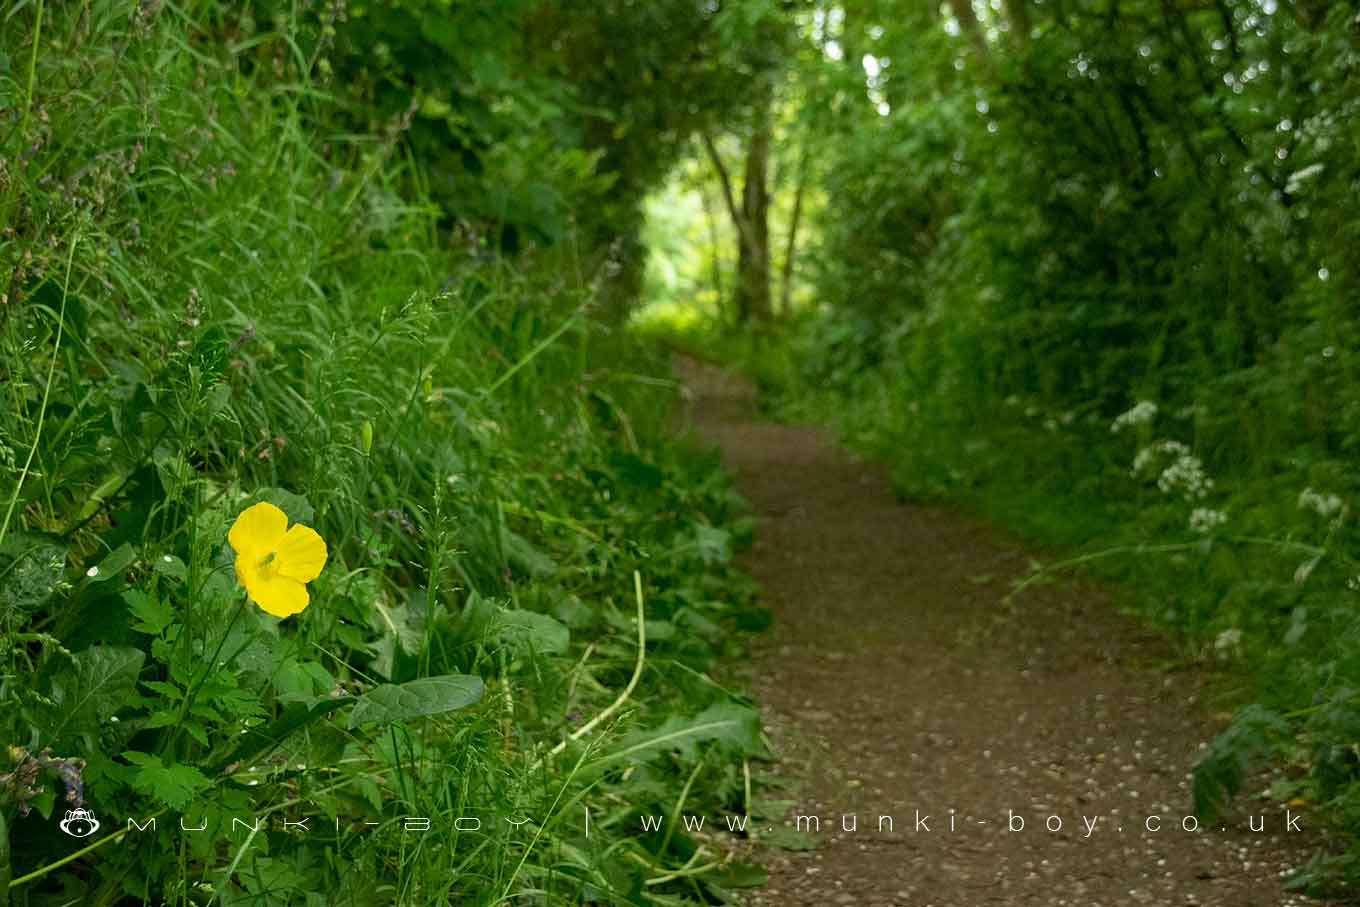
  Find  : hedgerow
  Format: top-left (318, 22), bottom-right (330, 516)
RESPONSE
top-left (0, 3), bottom-right (767, 904)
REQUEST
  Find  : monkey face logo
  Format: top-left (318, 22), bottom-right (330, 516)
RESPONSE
top-left (59, 808), bottom-right (100, 838)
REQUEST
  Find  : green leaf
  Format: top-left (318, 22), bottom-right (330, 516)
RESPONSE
top-left (600, 702), bottom-right (763, 766)
top-left (124, 588), bottom-right (174, 635)
top-left (45, 645), bottom-right (145, 740)
top-left (249, 488), bottom-right (315, 526)
top-left (153, 554), bottom-right (187, 581)
top-left (271, 657), bottom-right (336, 704)
top-left (123, 751), bottom-right (210, 810)
top-left (709, 861), bottom-right (767, 887)
top-left (0, 532), bottom-right (67, 616)
top-left (204, 382), bottom-right (232, 418)
top-left (30, 785), bottom-right (56, 821)
top-left (761, 826), bottom-right (819, 851)
top-left (502, 528), bottom-right (558, 577)
top-left (1192, 704), bottom-right (1287, 822)
top-left (87, 544), bottom-right (136, 583)
top-left (347, 674), bottom-right (484, 729)
top-left (497, 609), bottom-right (570, 656)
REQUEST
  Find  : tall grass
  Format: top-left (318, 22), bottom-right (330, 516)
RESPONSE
top-left (0, 3), bottom-right (766, 904)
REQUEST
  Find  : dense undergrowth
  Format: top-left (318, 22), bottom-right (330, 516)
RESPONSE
top-left (0, 4), bottom-right (771, 905)
top-left (644, 0), bottom-right (1360, 895)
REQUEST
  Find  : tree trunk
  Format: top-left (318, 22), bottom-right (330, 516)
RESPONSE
top-left (736, 78), bottom-right (772, 323)
top-left (779, 142), bottom-right (809, 317)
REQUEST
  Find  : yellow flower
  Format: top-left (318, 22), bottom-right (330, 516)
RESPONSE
top-left (228, 501), bottom-right (327, 618)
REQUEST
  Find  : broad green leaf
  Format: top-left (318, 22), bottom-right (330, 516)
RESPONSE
top-left (87, 544), bottom-right (136, 583)
top-left (153, 554), bottom-right (187, 581)
top-left (46, 646), bottom-right (145, 740)
top-left (497, 609), bottom-right (570, 656)
top-left (347, 674), bottom-right (484, 729)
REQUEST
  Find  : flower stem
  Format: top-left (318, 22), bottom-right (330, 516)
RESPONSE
top-left (162, 594), bottom-right (250, 757)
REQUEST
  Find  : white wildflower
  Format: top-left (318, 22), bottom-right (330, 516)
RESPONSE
top-left (1298, 487), bottom-right (1344, 518)
top-left (1131, 439), bottom-right (1189, 477)
top-left (1111, 400), bottom-right (1158, 433)
top-left (1158, 454), bottom-right (1213, 500)
top-left (86, 566), bottom-right (99, 578)
top-left (1189, 508), bottom-right (1227, 534)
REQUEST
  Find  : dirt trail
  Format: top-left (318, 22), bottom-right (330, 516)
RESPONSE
top-left (677, 357), bottom-right (1318, 907)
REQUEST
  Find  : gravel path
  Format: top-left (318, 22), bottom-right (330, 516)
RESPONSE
top-left (678, 357), bottom-right (1324, 907)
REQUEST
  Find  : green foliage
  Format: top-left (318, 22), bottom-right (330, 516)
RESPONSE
top-left (655, 0), bottom-right (1360, 893)
top-left (0, 1), bottom-right (766, 903)
top-left (347, 675), bottom-right (484, 729)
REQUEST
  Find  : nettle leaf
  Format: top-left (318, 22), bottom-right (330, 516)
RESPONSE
top-left (347, 674), bottom-right (484, 729)
top-left (0, 532), bottom-right (67, 616)
top-left (123, 751), bottom-right (209, 810)
top-left (600, 702), bottom-right (763, 767)
top-left (45, 645), bottom-right (145, 740)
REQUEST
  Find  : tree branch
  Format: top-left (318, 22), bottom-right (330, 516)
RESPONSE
top-left (701, 131), bottom-right (753, 254)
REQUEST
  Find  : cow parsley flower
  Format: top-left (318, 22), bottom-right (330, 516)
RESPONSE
top-left (228, 502), bottom-right (327, 618)
top-left (1111, 400), bottom-right (1158, 433)
top-left (1131, 439), bottom-right (1189, 476)
top-left (1298, 487), bottom-right (1344, 518)
top-left (1189, 508), bottom-right (1227, 534)
top-left (1158, 454), bottom-right (1213, 500)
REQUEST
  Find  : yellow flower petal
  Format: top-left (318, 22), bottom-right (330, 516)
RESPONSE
top-left (245, 572), bottom-right (310, 618)
top-left (234, 551), bottom-right (260, 590)
top-left (228, 501), bottom-right (288, 560)
top-left (275, 524), bottom-right (327, 583)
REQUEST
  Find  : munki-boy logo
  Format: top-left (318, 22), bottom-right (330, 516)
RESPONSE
top-left (59, 808), bottom-right (100, 838)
